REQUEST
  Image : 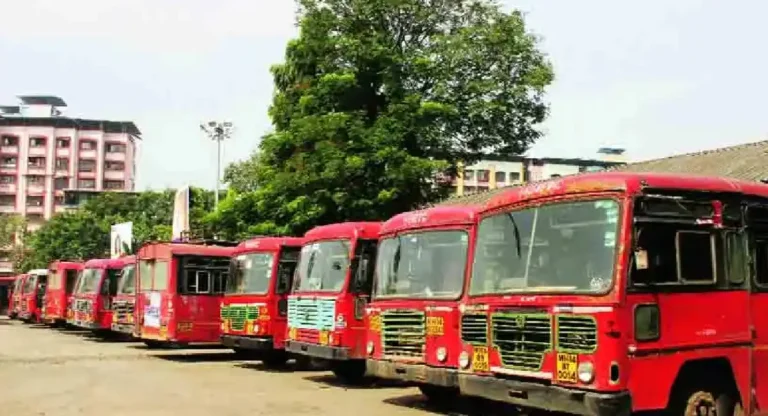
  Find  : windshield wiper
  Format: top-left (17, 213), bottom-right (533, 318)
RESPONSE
top-left (506, 213), bottom-right (522, 257)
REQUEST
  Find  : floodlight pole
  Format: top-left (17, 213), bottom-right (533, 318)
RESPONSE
top-left (200, 121), bottom-right (233, 209)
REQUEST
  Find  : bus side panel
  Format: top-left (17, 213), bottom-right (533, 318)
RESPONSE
top-left (752, 292), bottom-right (768, 412)
top-left (174, 294), bottom-right (222, 343)
top-left (137, 291), bottom-right (167, 341)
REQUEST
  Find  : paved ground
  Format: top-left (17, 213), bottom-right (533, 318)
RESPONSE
top-left (0, 317), bottom-right (525, 416)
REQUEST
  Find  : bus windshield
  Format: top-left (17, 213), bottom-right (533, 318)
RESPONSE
top-left (293, 240), bottom-right (350, 293)
top-left (374, 230), bottom-right (469, 299)
top-left (227, 252), bottom-right (275, 294)
top-left (470, 199), bottom-right (620, 295)
top-left (117, 264), bottom-right (136, 295)
top-left (22, 276), bottom-right (36, 293)
top-left (77, 268), bottom-right (103, 294)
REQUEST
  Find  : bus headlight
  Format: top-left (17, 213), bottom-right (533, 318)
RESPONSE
top-left (578, 362), bottom-right (595, 384)
top-left (436, 347), bottom-right (447, 363)
top-left (459, 351), bottom-right (470, 369)
top-left (253, 323), bottom-right (259, 334)
top-left (366, 341), bottom-right (375, 355)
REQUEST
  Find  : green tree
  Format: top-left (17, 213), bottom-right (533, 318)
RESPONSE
top-left (0, 214), bottom-right (26, 249)
top-left (212, 0), bottom-right (553, 236)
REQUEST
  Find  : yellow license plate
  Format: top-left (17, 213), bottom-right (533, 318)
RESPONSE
top-left (556, 353), bottom-right (578, 383)
top-left (472, 347), bottom-right (489, 372)
top-left (319, 331), bottom-right (329, 345)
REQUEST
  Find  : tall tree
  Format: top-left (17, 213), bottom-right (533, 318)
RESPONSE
top-left (213, 0), bottom-right (553, 236)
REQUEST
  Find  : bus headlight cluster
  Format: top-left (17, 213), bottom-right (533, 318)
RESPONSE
top-left (366, 341), bottom-right (375, 355)
top-left (577, 362), bottom-right (595, 384)
top-left (436, 347), bottom-right (447, 363)
top-left (458, 351), bottom-right (470, 369)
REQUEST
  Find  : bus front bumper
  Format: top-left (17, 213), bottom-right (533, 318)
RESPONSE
top-left (111, 323), bottom-right (135, 335)
top-left (73, 320), bottom-right (101, 330)
top-left (367, 360), bottom-right (457, 387)
top-left (458, 374), bottom-right (631, 416)
top-left (221, 335), bottom-right (274, 351)
top-left (285, 340), bottom-right (349, 360)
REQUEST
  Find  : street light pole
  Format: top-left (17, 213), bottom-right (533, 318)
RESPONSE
top-left (199, 121), bottom-right (233, 209)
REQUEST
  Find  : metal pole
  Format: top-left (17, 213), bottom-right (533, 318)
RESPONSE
top-left (215, 134), bottom-right (221, 208)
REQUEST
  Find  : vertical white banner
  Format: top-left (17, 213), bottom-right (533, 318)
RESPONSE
top-left (172, 186), bottom-right (190, 241)
top-left (111, 222), bottom-right (133, 258)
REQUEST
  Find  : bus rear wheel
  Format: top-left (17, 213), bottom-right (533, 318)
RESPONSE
top-left (331, 361), bottom-right (367, 384)
top-left (418, 385), bottom-right (459, 403)
top-left (674, 389), bottom-right (742, 416)
top-left (261, 351), bottom-right (288, 368)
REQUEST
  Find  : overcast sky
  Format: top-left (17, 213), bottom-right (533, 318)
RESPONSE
top-left (1, 0), bottom-right (766, 190)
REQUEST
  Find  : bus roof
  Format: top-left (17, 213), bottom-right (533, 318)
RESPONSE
top-left (380, 205), bottom-right (480, 235)
top-left (48, 260), bottom-right (85, 270)
top-left (234, 236), bottom-right (305, 255)
top-left (84, 257), bottom-right (134, 269)
top-left (27, 269), bottom-right (48, 276)
top-left (304, 222), bottom-right (382, 243)
top-left (138, 242), bottom-right (234, 260)
top-left (485, 171), bottom-right (768, 212)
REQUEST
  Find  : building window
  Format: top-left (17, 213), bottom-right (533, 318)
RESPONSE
top-left (29, 137), bottom-right (46, 147)
top-left (477, 169), bottom-right (490, 182)
top-left (105, 143), bottom-right (126, 153)
top-left (104, 180), bottom-right (125, 190)
top-left (56, 137), bottom-right (70, 148)
top-left (1, 135), bottom-right (18, 147)
top-left (105, 161), bottom-right (125, 171)
top-left (78, 160), bottom-right (96, 172)
top-left (0, 196), bottom-right (14, 206)
top-left (54, 177), bottom-right (69, 190)
top-left (495, 171), bottom-right (506, 183)
top-left (0, 175), bottom-right (15, 184)
top-left (55, 158), bottom-right (69, 171)
top-left (79, 140), bottom-right (96, 151)
top-left (78, 179), bottom-right (96, 189)
top-left (509, 172), bottom-right (521, 182)
top-left (54, 195), bottom-right (64, 205)
top-left (464, 169), bottom-right (475, 180)
top-left (1, 157), bottom-right (17, 168)
top-left (26, 196), bottom-right (44, 207)
top-left (28, 157), bottom-right (45, 168)
top-left (27, 175), bottom-right (44, 185)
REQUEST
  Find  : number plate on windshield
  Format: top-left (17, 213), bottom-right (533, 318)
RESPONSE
top-left (556, 353), bottom-right (578, 383)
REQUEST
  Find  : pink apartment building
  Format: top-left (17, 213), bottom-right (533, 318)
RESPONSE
top-left (0, 95), bottom-right (139, 233)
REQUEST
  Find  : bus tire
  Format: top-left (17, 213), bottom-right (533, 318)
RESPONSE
top-left (262, 351), bottom-right (288, 368)
top-left (143, 340), bottom-right (166, 349)
top-left (418, 385), bottom-right (459, 403)
top-left (293, 355), bottom-right (313, 370)
top-left (331, 361), bottom-right (367, 384)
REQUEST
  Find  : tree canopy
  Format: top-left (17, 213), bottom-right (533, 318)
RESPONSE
top-left (208, 0), bottom-right (553, 238)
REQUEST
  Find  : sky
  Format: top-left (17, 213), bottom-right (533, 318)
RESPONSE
top-left (0, 0), bottom-right (766, 190)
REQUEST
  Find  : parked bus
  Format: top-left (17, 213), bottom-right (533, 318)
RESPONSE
top-left (111, 259), bottom-right (138, 336)
top-left (71, 257), bottom-right (135, 331)
top-left (6, 274), bottom-right (24, 319)
top-left (456, 172), bottom-right (768, 415)
top-left (365, 206), bottom-right (479, 400)
top-left (42, 261), bottom-right (84, 326)
top-left (133, 241), bottom-right (235, 348)
top-left (19, 269), bottom-right (48, 323)
top-left (285, 222), bottom-right (381, 383)
top-left (220, 236), bottom-right (305, 365)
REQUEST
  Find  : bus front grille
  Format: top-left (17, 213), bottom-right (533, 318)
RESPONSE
top-left (492, 312), bottom-right (552, 372)
top-left (382, 309), bottom-right (425, 359)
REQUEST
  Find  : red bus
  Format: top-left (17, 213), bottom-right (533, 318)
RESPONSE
top-left (4, 275), bottom-right (22, 318)
top-left (42, 261), bottom-right (84, 326)
top-left (457, 172), bottom-right (768, 415)
top-left (133, 241), bottom-right (235, 348)
top-left (220, 236), bottom-right (305, 364)
top-left (71, 257), bottom-right (135, 331)
top-left (365, 206), bottom-right (479, 400)
top-left (19, 269), bottom-right (48, 323)
top-left (111, 259), bottom-right (138, 336)
top-left (10, 274), bottom-right (28, 319)
top-left (285, 222), bottom-right (381, 383)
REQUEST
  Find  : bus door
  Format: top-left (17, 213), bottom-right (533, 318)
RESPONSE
top-left (176, 255), bottom-right (230, 339)
top-left (745, 204), bottom-right (768, 411)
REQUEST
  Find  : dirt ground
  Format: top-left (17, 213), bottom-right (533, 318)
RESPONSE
top-left (0, 317), bottom-right (526, 416)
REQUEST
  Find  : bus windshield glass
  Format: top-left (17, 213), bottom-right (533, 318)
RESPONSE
top-left (117, 264), bottom-right (136, 295)
top-left (293, 240), bottom-right (350, 293)
top-left (470, 199), bottom-right (620, 295)
top-left (22, 276), bottom-right (36, 293)
top-left (76, 268), bottom-right (103, 294)
top-left (227, 252), bottom-right (275, 294)
top-left (374, 230), bottom-right (469, 299)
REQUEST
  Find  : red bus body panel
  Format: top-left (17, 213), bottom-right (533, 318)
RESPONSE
top-left (72, 257), bottom-right (134, 330)
top-left (134, 242), bottom-right (234, 344)
top-left (454, 172), bottom-right (768, 415)
top-left (43, 261), bottom-right (84, 324)
top-left (8, 274), bottom-right (26, 318)
top-left (285, 222), bottom-right (382, 362)
top-left (366, 206), bottom-right (479, 387)
top-left (220, 237), bottom-right (305, 352)
top-left (19, 270), bottom-right (48, 323)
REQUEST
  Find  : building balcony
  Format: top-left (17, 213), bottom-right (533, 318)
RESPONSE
top-left (79, 149), bottom-right (97, 159)
top-left (0, 184), bottom-right (16, 194)
top-left (0, 165), bottom-right (17, 175)
top-left (1, 146), bottom-right (18, 155)
top-left (103, 170), bottom-right (126, 181)
top-left (27, 166), bottom-right (46, 176)
top-left (0, 261), bottom-right (13, 274)
top-left (0, 205), bottom-right (15, 213)
top-left (28, 147), bottom-right (47, 157)
top-left (77, 170), bottom-right (96, 179)
top-left (104, 152), bottom-right (125, 162)
top-left (26, 184), bottom-right (46, 195)
top-left (56, 148), bottom-right (71, 158)
top-left (54, 204), bottom-right (67, 214)
top-left (26, 205), bottom-right (44, 214)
